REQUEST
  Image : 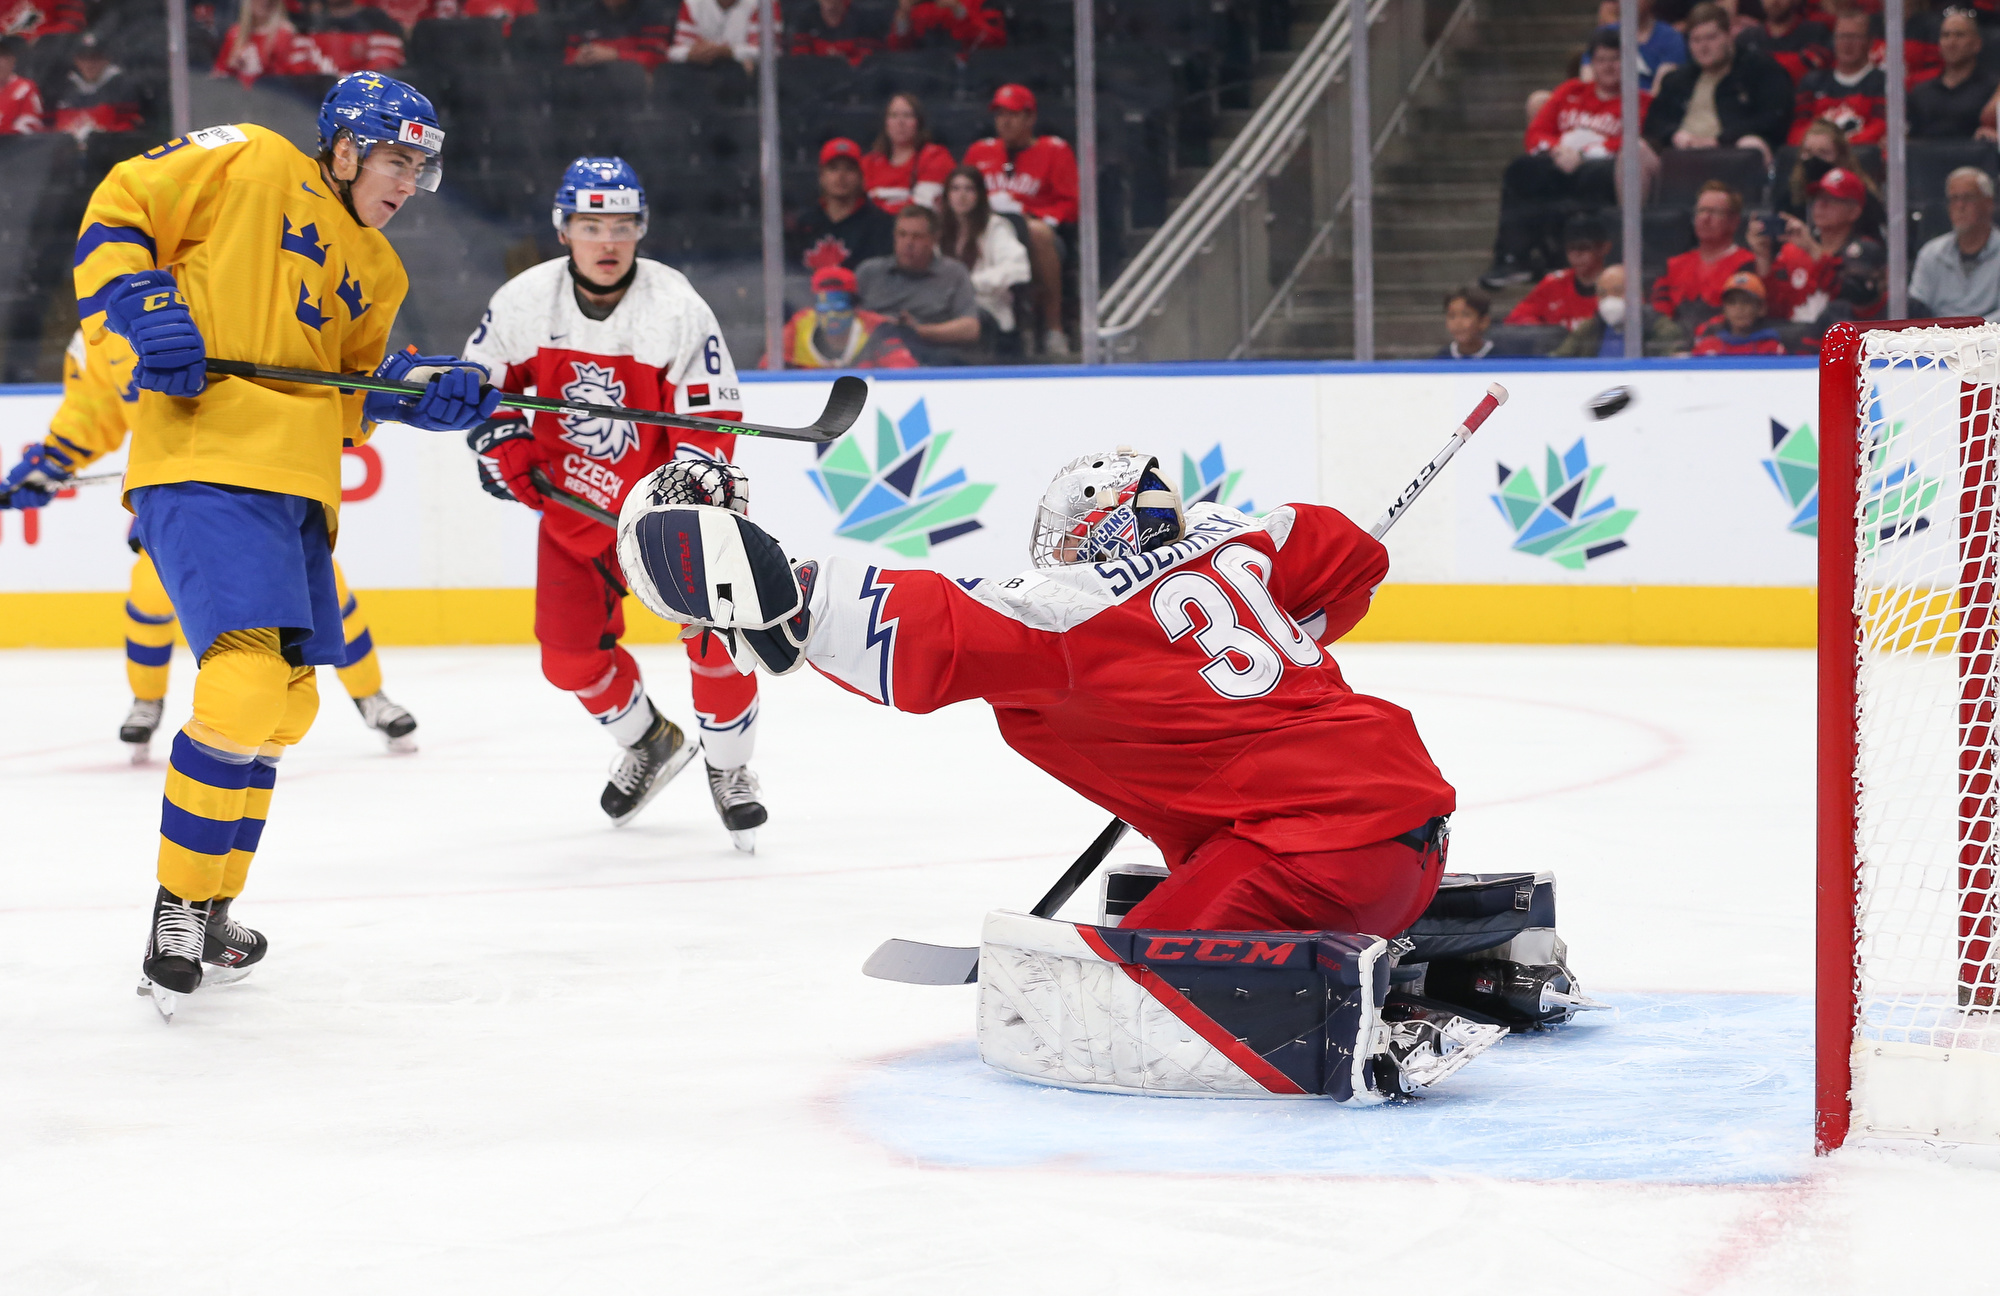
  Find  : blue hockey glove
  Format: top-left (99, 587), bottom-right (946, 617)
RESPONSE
top-left (364, 349), bottom-right (502, 432)
top-left (100, 270), bottom-right (206, 398)
top-left (1, 442), bottom-right (76, 510)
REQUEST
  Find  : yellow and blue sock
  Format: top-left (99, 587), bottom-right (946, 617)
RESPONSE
top-left (124, 553), bottom-right (178, 700)
top-left (330, 562), bottom-right (382, 700)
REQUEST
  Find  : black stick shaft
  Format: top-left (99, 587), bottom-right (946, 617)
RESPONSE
top-left (528, 466), bottom-right (617, 528)
top-left (202, 359), bottom-right (865, 444)
top-left (1029, 819), bottom-right (1130, 919)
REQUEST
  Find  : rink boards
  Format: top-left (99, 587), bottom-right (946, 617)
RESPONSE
top-left (0, 356), bottom-right (1821, 648)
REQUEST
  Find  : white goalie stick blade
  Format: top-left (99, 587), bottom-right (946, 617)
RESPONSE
top-left (863, 939), bottom-right (979, 985)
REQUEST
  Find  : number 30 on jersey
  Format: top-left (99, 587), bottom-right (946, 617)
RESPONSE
top-left (1150, 544), bottom-right (1322, 700)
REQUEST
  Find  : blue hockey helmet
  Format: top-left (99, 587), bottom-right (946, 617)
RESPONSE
top-left (317, 73), bottom-right (445, 192)
top-left (553, 156), bottom-right (648, 236)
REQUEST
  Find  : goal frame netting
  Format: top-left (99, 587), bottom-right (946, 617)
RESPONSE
top-left (1818, 316), bottom-right (2000, 1154)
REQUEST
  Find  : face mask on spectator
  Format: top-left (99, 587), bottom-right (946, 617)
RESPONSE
top-left (1598, 295), bottom-right (1627, 327)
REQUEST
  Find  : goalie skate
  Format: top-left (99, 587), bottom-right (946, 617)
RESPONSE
top-left (1378, 1000), bottom-right (1509, 1094)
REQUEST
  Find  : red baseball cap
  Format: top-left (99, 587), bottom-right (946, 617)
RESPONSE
top-left (991, 83), bottom-right (1036, 113)
top-left (1810, 167), bottom-right (1866, 204)
top-left (1719, 270), bottom-right (1766, 300)
top-left (811, 265), bottom-right (857, 294)
top-left (819, 137), bottom-right (863, 165)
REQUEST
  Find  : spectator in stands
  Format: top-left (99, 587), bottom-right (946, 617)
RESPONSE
top-left (787, 136), bottom-right (896, 275)
top-left (1552, 264), bottom-right (1689, 356)
top-left (667, 0), bottom-right (771, 74)
top-left (1652, 180), bottom-right (1756, 324)
top-left (964, 84), bottom-right (1077, 356)
top-left (0, 36), bottom-right (46, 134)
top-left (1691, 271), bottom-right (1789, 354)
top-left (1910, 7), bottom-right (1996, 138)
top-left (308, 0), bottom-right (407, 73)
top-left (858, 203), bottom-right (984, 364)
top-left (53, 33), bottom-right (142, 144)
top-left (1754, 164), bottom-right (1865, 320)
top-left (769, 264), bottom-right (918, 368)
top-left (0, 1), bottom-right (83, 42)
top-left (215, 0), bottom-right (334, 84)
top-left (1779, 120), bottom-right (1885, 236)
top-left (1482, 29), bottom-right (1640, 289)
top-left (567, 0), bottom-right (673, 71)
top-left (938, 164), bottom-right (1030, 346)
top-left (890, 0), bottom-right (1004, 53)
top-left (1582, 0), bottom-right (1685, 92)
top-left (1508, 213), bottom-right (1615, 330)
top-left (790, 0), bottom-right (886, 65)
top-left (1644, 3), bottom-right (1794, 163)
top-left (863, 93), bottom-right (955, 214)
top-left (1909, 167), bottom-right (2000, 319)
top-left (1749, 0), bottom-right (1832, 82)
top-left (1436, 287), bottom-right (1494, 360)
top-left (1811, 234), bottom-right (1888, 329)
top-left (1790, 7), bottom-right (1884, 146)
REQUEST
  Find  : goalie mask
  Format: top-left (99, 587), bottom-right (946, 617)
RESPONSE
top-left (1030, 448), bottom-right (1185, 569)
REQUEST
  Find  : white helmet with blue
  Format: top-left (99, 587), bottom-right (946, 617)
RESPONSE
top-left (553, 156), bottom-right (648, 236)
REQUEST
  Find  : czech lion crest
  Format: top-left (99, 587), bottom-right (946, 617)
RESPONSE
top-left (558, 361), bottom-right (639, 463)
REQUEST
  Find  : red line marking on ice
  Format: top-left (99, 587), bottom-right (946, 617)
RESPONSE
top-left (1408, 686), bottom-right (1690, 811)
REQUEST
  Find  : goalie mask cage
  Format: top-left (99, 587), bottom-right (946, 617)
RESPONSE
top-left (1819, 318), bottom-right (2000, 1153)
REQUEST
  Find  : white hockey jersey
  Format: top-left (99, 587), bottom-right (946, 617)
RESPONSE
top-left (462, 256), bottom-right (741, 558)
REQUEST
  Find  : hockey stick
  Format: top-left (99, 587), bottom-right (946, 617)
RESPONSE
top-left (528, 466), bottom-right (618, 528)
top-left (861, 382), bottom-right (1511, 986)
top-left (0, 467), bottom-right (124, 506)
top-left (203, 359), bottom-right (869, 445)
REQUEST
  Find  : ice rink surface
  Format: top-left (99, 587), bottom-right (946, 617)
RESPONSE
top-left (5, 642), bottom-right (1998, 1294)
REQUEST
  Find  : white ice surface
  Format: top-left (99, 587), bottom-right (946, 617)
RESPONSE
top-left (3, 643), bottom-right (1998, 1294)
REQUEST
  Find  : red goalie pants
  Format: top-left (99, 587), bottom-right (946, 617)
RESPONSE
top-left (534, 523), bottom-right (757, 732)
top-left (1123, 829), bottom-right (1445, 936)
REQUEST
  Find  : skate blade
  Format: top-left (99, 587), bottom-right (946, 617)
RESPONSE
top-left (729, 828), bottom-right (758, 854)
top-left (609, 737), bottom-right (702, 827)
top-left (136, 977), bottom-right (181, 1022)
top-left (126, 741), bottom-right (152, 765)
top-left (202, 965), bottom-right (254, 987)
top-left (384, 734), bottom-right (419, 755)
top-left (1403, 1020), bottom-right (1509, 1089)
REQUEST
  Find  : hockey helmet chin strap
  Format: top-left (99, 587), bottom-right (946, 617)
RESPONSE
top-left (567, 254), bottom-right (639, 299)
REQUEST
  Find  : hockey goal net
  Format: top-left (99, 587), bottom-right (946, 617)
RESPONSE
top-left (1820, 318), bottom-right (2000, 1151)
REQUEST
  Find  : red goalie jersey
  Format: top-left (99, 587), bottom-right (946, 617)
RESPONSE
top-left (801, 502), bottom-right (1455, 865)
top-left (460, 257), bottom-right (742, 559)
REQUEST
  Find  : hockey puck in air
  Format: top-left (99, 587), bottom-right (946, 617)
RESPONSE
top-left (1587, 386), bottom-right (1635, 420)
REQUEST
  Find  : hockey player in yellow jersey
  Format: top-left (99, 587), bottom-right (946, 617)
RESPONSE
top-left (68, 72), bottom-right (499, 1019)
top-left (0, 330), bottom-right (420, 760)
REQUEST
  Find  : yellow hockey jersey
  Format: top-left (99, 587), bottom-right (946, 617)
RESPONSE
top-left (74, 123), bottom-right (407, 514)
top-left (46, 328), bottom-right (140, 468)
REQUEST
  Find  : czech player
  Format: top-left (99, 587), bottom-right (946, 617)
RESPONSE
top-left (73, 73), bottom-right (499, 1016)
top-left (461, 157), bottom-right (769, 849)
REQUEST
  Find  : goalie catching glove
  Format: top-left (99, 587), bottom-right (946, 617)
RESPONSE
top-left (616, 462), bottom-right (815, 676)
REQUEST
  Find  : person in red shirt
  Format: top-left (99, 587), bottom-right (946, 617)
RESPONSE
top-left (52, 34), bottom-right (142, 141)
top-left (890, 0), bottom-right (1003, 52)
top-left (308, 0), bottom-right (407, 73)
top-left (0, 36), bottom-right (45, 134)
top-left (1691, 271), bottom-right (1790, 355)
top-left (1789, 8), bottom-right (1884, 144)
top-left (565, 0), bottom-right (673, 71)
top-left (0, 0), bottom-right (83, 41)
top-left (1507, 213), bottom-right (1614, 330)
top-left (962, 84), bottom-right (1078, 354)
top-left (1752, 0), bottom-right (1832, 82)
top-left (765, 264), bottom-right (919, 369)
top-left (789, 0), bottom-right (885, 64)
top-left (1650, 180), bottom-right (1756, 325)
top-left (1755, 164), bottom-right (1863, 320)
top-left (862, 92), bottom-right (955, 213)
top-left (214, 0), bottom-right (338, 83)
top-left (1484, 28), bottom-right (1646, 287)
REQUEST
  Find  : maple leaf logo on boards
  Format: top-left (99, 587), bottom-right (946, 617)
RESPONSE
top-left (1490, 437), bottom-right (1636, 570)
top-left (1179, 443), bottom-right (1257, 513)
top-left (806, 398), bottom-right (994, 556)
top-left (1762, 418), bottom-right (1819, 537)
top-left (557, 361), bottom-right (639, 463)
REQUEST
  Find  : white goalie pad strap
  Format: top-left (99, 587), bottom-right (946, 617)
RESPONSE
top-left (975, 911), bottom-right (1318, 1099)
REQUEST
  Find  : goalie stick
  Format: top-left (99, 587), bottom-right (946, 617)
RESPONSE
top-left (203, 359), bottom-right (869, 445)
top-left (862, 382), bottom-right (1511, 986)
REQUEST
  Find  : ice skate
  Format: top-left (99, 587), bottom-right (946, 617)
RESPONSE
top-left (138, 886), bottom-right (210, 1022)
top-left (200, 895), bottom-right (266, 987)
top-left (353, 690), bottom-right (418, 753)
top-left (1378, 1000), bottom-right (1508, 1094)
top-left (120, 697), bottom-right (163, 763)
top-left (601, 712), bottom-right (697, 826)
top-left (706, 762), bottom-right (767, 853)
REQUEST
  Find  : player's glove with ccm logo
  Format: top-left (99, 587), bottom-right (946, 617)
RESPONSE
top-left (0, 442), bottom-right (75, 510)
top-left (100, 270), bottom-right (206, 398)
top-left (465, 418), bottom-right (546, 509)
top-left (364, 348), bottom-right (503, 433)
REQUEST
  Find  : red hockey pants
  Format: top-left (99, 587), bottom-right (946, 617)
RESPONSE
top-left (1123, 827), bottom-right (1446, 936)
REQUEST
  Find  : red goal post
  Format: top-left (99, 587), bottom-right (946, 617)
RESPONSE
top-left (1818, 317), bottom-right (2000, 1153)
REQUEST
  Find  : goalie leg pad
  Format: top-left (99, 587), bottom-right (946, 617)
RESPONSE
top-left (974, 913), bottom-right (1495, 1102)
